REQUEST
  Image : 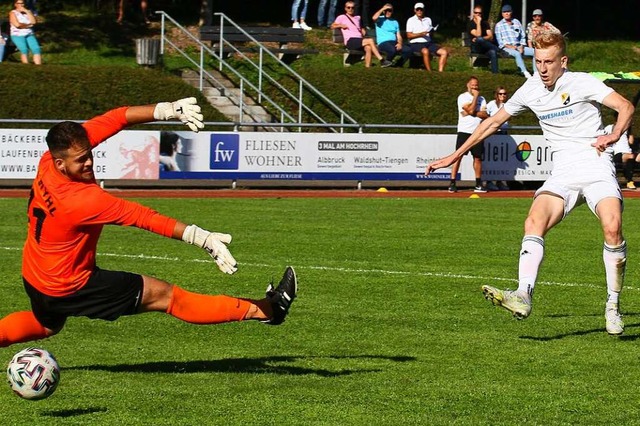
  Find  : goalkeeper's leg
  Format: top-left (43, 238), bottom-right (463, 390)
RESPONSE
top-left (140, 275), bottom-right (272, 323)
top-left (0, 311), bottom-right (56, 348)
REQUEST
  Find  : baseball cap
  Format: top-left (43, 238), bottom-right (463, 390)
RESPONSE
top-left (501, 5), bottom-right (512, 12)
top-left (414, 2), bottom-right (424, 9)
top-left (532, 9), bottom-right (543, 16)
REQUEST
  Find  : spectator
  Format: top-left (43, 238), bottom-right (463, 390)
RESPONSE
top-left (359, 0), bottom-right (371, 29)
top-left (526, 9), bottom-right (560, 48)
top-left (485, 86), bottom-right (510, 191)
top-left (117, 0), bottom-right (150, 25)
top-left (448, 76), bottom-right (489, 193)
top-left (0, 25), bottom-right (6, 63)
top-left (9, 0), bottom-right (41, 65)
top-left (291, 0), bottom-right (312, 31)
top-left (466, 4), bottom-right (499, 74)
top-left (332, 1), bottom-right (392, 68)
top-left (317, 0), bottom-right (337, 28)
top-left (406, 2), bottom-right (449, 72)
top-left (495, 4), bottom-right (534, 78)
top-left (372, 3), bottom-right (411, 67)
top-left (606, 121), bottom-right (637, 190)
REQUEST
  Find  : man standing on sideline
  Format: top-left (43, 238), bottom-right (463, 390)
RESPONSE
top-left (448, 76), bottom-right (488, 193)
top-left (495, 4), bottom-right (534, 78)
top-left (332, 1), bottom-right (392, 68)
top-left (0, 97), bottom-right (298, 348)
top-left (406, 2), bottom-right (449, 72)
top-left (373, 3), bottom-right (411, 67)
top-left (426, 32), bottom-right (634, 335)
top-left (467, 4), bottom-right (499, 74)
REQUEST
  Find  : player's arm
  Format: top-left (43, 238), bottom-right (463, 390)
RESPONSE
top-left (592, 92), bottom-right (635, 152)
top-left (426, 108), bottom-right (511, 174)
top-left (75, 189), bottom-right (237, 274)
top-left (83, 98), bottom-right (204, 147)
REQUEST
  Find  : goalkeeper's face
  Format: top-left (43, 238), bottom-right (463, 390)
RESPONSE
top-left (54, 141), bottom-right (95, 182)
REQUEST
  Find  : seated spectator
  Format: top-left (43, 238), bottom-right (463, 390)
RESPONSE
top-left (526, 9), bottom-right (560, 48)
top-left (372, 3), bottom-right (411, 67)
top-left (494, 4), bottom-right (533, 78)
top-left (331, 1), bottom-right (392, 68)
top-left (467, 4), bottom-right (499, 74)
top-left (406, 2), bottom-right (449, 72)
top-left (0, 25), bottom-right (6, 63)
top-left (9, 0), bottom-right (41, 65)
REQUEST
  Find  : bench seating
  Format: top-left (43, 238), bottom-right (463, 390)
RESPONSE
top-left (199, 26), bottom-right (318, 64)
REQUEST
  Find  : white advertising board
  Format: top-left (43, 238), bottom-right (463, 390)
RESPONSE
top-left (0, 129), bottom-right (159, 179)
top-left (159, 131), bottom-right (553, 181)
top-left (0, 129), bottom-right (554, 181)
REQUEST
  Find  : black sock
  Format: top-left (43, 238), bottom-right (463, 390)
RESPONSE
top-left (475, 178), bottom-right (482, 187)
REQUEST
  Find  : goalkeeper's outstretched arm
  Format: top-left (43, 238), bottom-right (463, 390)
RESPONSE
top-left (172, 221), bottom-right (238, 275)
top-left (124, 97), bottom-right (205, 132)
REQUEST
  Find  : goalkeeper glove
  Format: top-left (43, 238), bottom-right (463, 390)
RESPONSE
top-left (182, 225), bottom-right (238, 274)
top-left (154, 97), bottom-right (205, 132)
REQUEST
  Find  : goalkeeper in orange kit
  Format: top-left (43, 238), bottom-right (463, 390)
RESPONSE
top-left (0, 97), bottom-right (297, 347)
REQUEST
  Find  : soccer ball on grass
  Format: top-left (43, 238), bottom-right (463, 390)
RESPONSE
top-left (6, 347), bottom-right (60, 400)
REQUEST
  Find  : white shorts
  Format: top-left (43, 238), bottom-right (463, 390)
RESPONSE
top-left (534, 154), bottom-right (622, 218)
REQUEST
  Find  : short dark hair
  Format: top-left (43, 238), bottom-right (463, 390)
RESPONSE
top-left (46, 121), bottom-right (89, 158)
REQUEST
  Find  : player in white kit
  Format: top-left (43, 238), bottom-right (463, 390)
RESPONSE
top-left (425, 31), bottom-right (634, 335)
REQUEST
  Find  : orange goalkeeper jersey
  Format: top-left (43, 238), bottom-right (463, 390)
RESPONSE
top-left (22, 107), bottom-right (177, 297)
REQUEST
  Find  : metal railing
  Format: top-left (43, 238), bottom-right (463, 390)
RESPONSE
top-left (156, 11), bottom-right (359, 132)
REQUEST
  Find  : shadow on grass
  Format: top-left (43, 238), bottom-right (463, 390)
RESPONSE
top-left (67, 355), bottom-right (416, 377)
top-left (42, 407), bottom-right (108, 418)
top-left (520, 322), bottom-right (640, 341)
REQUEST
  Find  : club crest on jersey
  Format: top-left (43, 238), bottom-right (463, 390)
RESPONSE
top-left (561, 93), bottom-right (570, 105)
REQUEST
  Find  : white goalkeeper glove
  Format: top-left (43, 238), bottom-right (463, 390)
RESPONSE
top-left (154, 97), bottom-right (204, 132)
top-left (182, 225), bottom-right (238, 274)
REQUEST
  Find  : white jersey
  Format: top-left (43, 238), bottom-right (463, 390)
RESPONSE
top-left (504, 70), bottom-right (614, 174)
top-left (486, 100), bottom-right (509, 131)
top-left (406, 15), bottom-right (433, 43)
top-left (457, 92), bottom-right (486, 133)
top-left (604, 124), bottom-right (631, 155)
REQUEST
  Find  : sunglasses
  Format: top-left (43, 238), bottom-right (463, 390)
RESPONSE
top-left (498, 93), bottom-right (508, 96)
top-left (345, 6), bottom-right (354, 9)
top-left (415, 8), bottom-right (424, 11)
top-left (473, 11), bottom-right (482, 15)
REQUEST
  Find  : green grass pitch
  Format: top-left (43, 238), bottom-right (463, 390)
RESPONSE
top-left (2, 196), bottom-right (640, 425)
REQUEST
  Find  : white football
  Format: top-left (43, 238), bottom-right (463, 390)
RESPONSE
top-left (7, 347), bottom-right (60, 400)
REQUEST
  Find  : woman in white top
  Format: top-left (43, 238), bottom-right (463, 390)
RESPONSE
top-left (485, 86), bottom-right (510, 190)
top-left (9, 0), bottom-right (41, 64)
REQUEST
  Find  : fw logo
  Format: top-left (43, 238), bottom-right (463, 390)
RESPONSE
top-left (210, 134), bottom-right (239, 170)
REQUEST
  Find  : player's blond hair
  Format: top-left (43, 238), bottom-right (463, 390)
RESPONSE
top-left (533, 31), bottom-right (566, 56)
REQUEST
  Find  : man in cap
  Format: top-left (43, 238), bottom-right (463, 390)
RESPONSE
top-left (406, 2), bottom-right (449, 72)
top-left (526, 9), bottom-right (560, 48)
top-left (494, 4), bottom-right (535, 78)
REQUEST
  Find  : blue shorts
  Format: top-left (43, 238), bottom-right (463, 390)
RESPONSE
top-left (11, 33), bottom-right (41, 55)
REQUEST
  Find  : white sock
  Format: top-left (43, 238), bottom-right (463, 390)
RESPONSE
top-left (518, 235), bottom-right (544, 297)
top-left (603, 241), bottom-right (626, 305)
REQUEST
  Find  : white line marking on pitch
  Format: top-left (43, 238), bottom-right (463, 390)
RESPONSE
top-left (2, 245), bottom-right (635, 291)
